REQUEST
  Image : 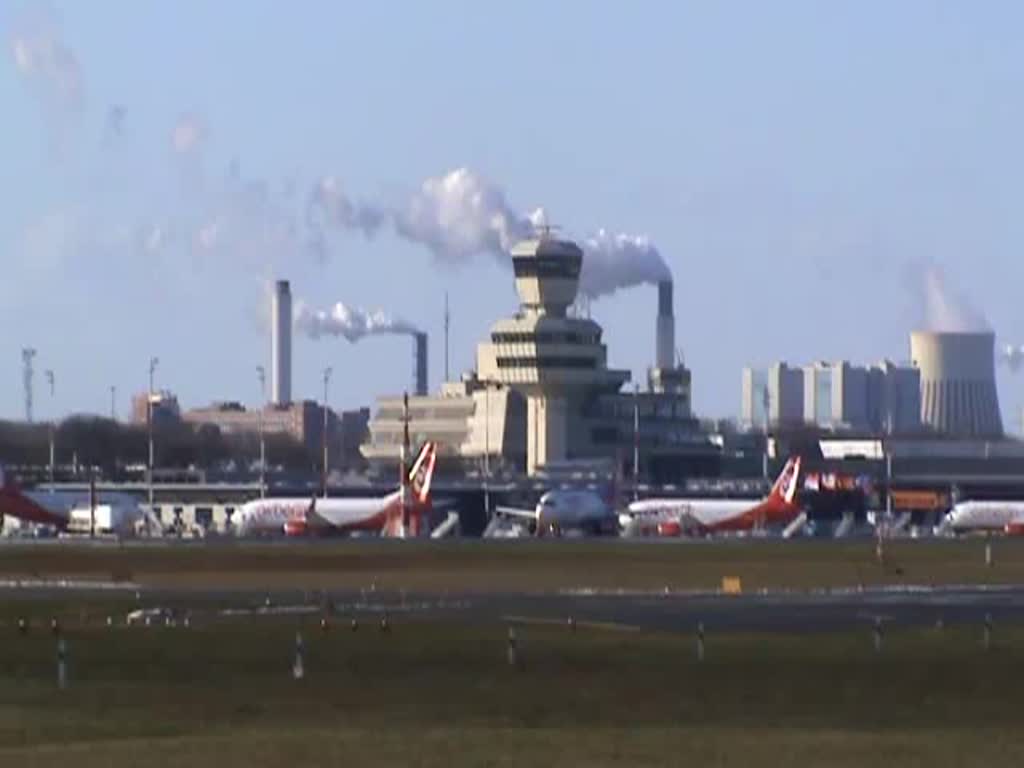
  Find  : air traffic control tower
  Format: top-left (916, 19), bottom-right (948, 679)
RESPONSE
top-left (476, 234), bottom-right (630, 474)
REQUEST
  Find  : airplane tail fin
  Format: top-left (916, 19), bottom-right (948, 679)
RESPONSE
top-left (408, 442), bottom-right (437, 505)
top-left (769, 457), bottom-right (802, 506)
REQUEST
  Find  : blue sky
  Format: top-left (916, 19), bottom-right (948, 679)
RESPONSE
top-left (3, 1), bottom-right (1023, 427)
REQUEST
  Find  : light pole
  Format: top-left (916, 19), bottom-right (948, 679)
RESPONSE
top-left (322, 367), bottom-right (332, 498)
top-left (632, 383), bottom-right (639, 502)
top-left (148, 357), bottom-right (159, 509)
top-left (110, 385), bottom-right (116, 421)
top-left (256, 365), bottom-right (266, 498)
top-left (46, 370), bottom-right (55, 489)
top-left (483, 383), bottom-right (491, 517)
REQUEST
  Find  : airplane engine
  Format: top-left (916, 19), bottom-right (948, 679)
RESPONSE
top-left (657, 520), bottom-right (682, 537)
top-left (283, 519), bottom-right (308, 536)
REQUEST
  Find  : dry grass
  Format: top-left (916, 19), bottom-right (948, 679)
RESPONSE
top-left (0, 602), bottom-right (1023, 766)
top-left (0, 537), bottom-right (1019, 592)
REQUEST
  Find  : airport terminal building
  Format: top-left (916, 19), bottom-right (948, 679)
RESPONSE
top-left (362, 235), bottom-right (718, 480)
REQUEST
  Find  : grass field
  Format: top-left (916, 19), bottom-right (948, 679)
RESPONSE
top-left (0, 537), bottom-right (1020, 592)
top-left (0, 595), bottom-right (1023, 766)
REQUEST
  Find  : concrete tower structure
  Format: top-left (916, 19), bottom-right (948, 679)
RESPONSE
top-left (655, 281), bottom-right (674, 369)
top-left (476, 235), bottom-right (629, 474)
top-left (910, 330), bottom-right (1002, 437)
top-left (271, 280), bottom-right (292, 406)
top-left (413, 332), bottom-right (428, 397)
top-left (647, 279), bottom-right (691, 398)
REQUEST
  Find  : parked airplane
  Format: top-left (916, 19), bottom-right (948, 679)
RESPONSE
top-left (236, 442), bottom-right (438, 537)
top-left (937, 500), bottom-right (1024, 536)
top-left (495, 486), bottom-right (618, 536)
top-left (620, 457), bottom-right (803, 536)
top-left (0, 467), bottom-right (73, 530)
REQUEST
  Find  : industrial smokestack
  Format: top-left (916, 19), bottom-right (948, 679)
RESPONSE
top-left (414, 332), bottom-right (428, 396)
top-left (655, 280), bottom-right (675, 369)
top-left (910, 330), bottom-right (1003, 437)
top-left (271, 280), bottom-right (292, 405)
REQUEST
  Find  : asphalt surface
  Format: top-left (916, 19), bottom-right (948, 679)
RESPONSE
top-left (3, 581), bottom-right (1023, 633)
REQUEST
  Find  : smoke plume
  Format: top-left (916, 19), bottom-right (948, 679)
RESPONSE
top-left (580, 230), bottom-right (672, 298)
top-left (172, 114), bottom-right (205, 155)
top-left (309, 166), bottom-right (670, 299)
top-left (394, 167), bottom-right (537, 259)
top-left (294, 300), bottom-right (419, 342)
top-left (9, 9), bottom-right (84, 112)
top-left (8, 17), bottom-right (670, 304)
top-left (920, 264), bottom-right (989, 333)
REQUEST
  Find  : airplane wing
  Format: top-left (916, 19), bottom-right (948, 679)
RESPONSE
top-left (494, 506), bottom-right (539, 521)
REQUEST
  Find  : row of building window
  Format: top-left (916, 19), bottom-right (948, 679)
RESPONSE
top-left (492, 331), bottom-right (601, 345)
top-left (495, 356), bottom-right (597, 370)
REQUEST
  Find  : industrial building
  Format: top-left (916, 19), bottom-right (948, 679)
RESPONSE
top-left (181, 401), bottom-right (369, 470)
top-left (741, 359), bottom-right (921, 433)
top-left (363, 233), bottom-right (716, 480)
top-left (744, 329), bottom-right (1004, 440)
top-left (131, 390), bottom-right (181, 427)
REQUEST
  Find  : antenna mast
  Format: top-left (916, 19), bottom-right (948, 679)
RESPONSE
top-left (444, 292), bottom-right (450, 383)
top-left (21, 348), bottom-right (36, 423)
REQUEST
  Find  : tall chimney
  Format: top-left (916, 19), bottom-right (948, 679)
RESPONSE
top-left (656, 280), bottom-right (675, 369)
top-left (414, 332), bottom-right (428, 396)
top-left (271, 280), bottom-right (292, 405)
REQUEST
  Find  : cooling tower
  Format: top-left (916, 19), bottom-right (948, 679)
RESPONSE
top-left (909, 331), bottom-right (1003, 437)
top-left (271, 280), bottom-right (292, 405)
top-left (656, 280), bottom-right (675, 369)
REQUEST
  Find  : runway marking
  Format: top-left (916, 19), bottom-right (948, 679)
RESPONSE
top-left (501, 615), bottom-right (641, 633)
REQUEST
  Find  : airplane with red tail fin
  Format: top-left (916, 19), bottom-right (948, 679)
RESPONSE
top-left (236, 442), bottom-right (439, 538)
top-left (0, 467), bottom-right (73, 530)
top-left (621, 457), bottom-right (804, 536)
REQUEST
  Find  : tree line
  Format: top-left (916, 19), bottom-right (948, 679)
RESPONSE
top-left (0, 416), bottom-right (320, 477)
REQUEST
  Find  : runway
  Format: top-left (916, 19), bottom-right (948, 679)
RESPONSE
top-left (4, 581), bottom-right (1023, 633)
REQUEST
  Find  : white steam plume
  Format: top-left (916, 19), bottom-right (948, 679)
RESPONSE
top-left (294, 300), bottom-right (419, 342)
top-left (580, 230), bottom-right (671, 297)
top-left (172, 114), bottom-right (205, 154)
top-left (307, 176), bottom-right (386, 236)
top-left (310, 166), bottom-right (670, 298)
top-left (9, 9), bottom-right (84, 112)
top-left (921, 265), bottom-right (989, 333)
top-left (394, 167), bottom-right (536, 259)
top-left (1000, 344), bottom-right (1024, 373)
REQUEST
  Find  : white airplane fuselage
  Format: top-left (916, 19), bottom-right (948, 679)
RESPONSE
top-left (236, 492), bottom-right (403, 536)
top-left (534, 489), bottom-right (617, 535)
top-left (942, 501), bottom-right (1024, 534)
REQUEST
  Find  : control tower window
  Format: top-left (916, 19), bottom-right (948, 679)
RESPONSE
top-left (496, 357), bottom-right (597, 370)
top-left (512, 257), bottom-right (581, 279)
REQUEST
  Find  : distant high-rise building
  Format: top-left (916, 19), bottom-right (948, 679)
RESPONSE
top-left (741, 363), bottom-right (803, 428)
top-left (743, 359), bottom-right (920, 434)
